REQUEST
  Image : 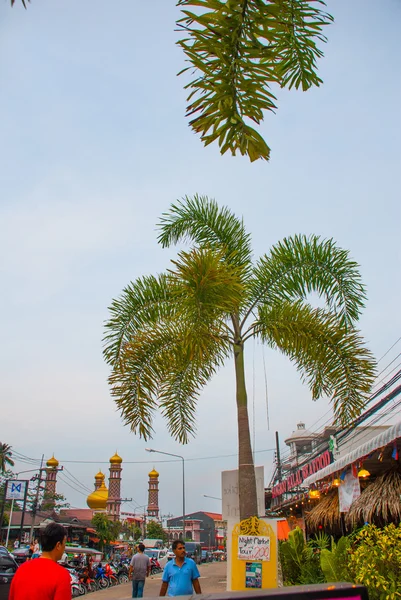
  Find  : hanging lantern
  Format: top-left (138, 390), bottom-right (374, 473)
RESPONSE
top-left (309, 489), bottom-right (320, 499)
top-left (358, 468), bottom-right (370, 478)
top-left (332, 478), bottom-right (341, 487)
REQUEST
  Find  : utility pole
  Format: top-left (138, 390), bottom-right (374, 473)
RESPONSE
top-left (29, 454), bottom-right (44, 541)
top-left (275, 431), bottom-right (282, 482)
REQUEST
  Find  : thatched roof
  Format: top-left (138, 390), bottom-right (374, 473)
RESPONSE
top-left (346, 468), bottom-right (401, 528)
top-left (305, 490), bottom-right (342, 534)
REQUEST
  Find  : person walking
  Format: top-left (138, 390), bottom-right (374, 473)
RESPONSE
top-left (32, 538), bottom-right (40, 559)
top-left (13, 538), bottom-right (20, 550)
top-left (129, 543), bottom-right (151, 598)
top-left (9, 522), bottom-right (71, 600)
top-left (160, 540), bottom-right (201, 597)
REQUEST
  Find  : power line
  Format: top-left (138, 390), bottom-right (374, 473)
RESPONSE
top-left (57, 473), bottom-right (88, 497)
top-left (377, 335), bottom-right (401, 364)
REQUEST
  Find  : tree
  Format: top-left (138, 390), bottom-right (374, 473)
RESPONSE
top-left (0, 444), bottom-right (14, 474)
top-left (146, 521), bottom-right (168, 544)
top-left (92, 513), bottom-right (121, 551)
top-left (11, 0), bottom-right (333, 162)
top-left (40, 492), bottom-right (70, 513)
top-left (104, 195), bottom-right (375, 519)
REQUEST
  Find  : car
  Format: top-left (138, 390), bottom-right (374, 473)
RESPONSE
top-left (0, 548), bottom-right (10, 557)
top-left (11, 547), bottom-right (30, 564)
top-left (167, 542), bottom-right (202, 565)
top-left (0, 553), bottom-right (18, 600)
top-left (143, 548), bottom-right (168, 568)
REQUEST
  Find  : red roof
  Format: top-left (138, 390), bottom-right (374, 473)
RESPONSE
top-left (61, 509), bottom-right (94, 521)
top-left (203, 512), bottom-right (223, 520)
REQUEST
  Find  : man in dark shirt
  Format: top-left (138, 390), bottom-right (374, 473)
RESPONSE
top-left (129, 543), bottom-right (151, 598)
top-left (10, 522), bottom-right (71, 600)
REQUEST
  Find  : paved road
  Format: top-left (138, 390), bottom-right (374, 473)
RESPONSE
top-left (90, 561), bottom-right (227, 599)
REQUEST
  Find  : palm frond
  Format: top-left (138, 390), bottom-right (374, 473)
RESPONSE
top-left (158, 342), bottom-right (226, 442)
top-left (251, 235), bottom-right (366, 329)
top-left (177, 0), bottom-right (332, 161)
top-left (268, 0), bottom-right (333, 91)
top-left (169, 246), bottom-right (244, 322)
top-left (103, 273), bottom-right (174, 368)
top-left (255, 300), bottom-right (376, 424)
top-left (11, 0), bottom-right (29, 7)
top-left (109, 321), bottom-right (228, 443)
top-left (158, 195), bottom-right (253, 273)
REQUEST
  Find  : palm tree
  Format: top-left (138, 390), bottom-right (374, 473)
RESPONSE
top-left (0, 443), bottom-right (15, 474)
top-left (104, 195), bottom-right (375, 519)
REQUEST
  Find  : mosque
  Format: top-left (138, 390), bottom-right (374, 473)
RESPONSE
top-left (43, 451), bottom-right (160, 522)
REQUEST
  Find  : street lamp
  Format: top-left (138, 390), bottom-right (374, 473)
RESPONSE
top-left (203, 494), bottom-right (222, 501)
top-left (146, 448), bottom-right (185, 542)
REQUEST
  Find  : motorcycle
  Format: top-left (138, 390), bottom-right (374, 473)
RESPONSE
top-left (113, 561), bottom-right (130, 584)
top-left (150, 557), bottom-right (163, 575)
top-left (70, 570), bottom-right (87, 597)
top-left (104, 562), bottom-right (119, 586)
top-left (93, 563), bottom-right (109, 589)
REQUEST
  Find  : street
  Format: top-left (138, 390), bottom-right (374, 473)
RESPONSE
top-left (90, 562), bottom-right (227, 599)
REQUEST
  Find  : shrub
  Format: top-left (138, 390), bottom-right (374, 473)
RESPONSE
top-left (320, 536), bottom-right (351, 582)
top-left (348, 523), bottom-right (401, 600)
top-left (279, 527), bottom-right (325, 586)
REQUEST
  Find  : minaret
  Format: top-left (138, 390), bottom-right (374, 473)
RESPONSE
top-left (107, 452), bottom-right (122, 521)
top-left (147, 467), bottom-right (160, 520)
top-left (44, 455), bottom-right (59, 497)
top-left (94, 471), bottom-right (105, 491)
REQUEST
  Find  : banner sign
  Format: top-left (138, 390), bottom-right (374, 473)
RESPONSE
top-left (245, 562), bottom-right (262, 588)
top-left (222, 466), bottom-right (265, 519)
top-left (338, 471), bottom-right (361, 513)
top-left (5, 480), bottom-right (27, 501)
top-left (272, 451), bottom-right (333, 498)
top-left (238, 535), bottom-right (270, 561)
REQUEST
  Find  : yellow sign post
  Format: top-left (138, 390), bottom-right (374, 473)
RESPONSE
top-left (230, 516), bottom-right (277, 591)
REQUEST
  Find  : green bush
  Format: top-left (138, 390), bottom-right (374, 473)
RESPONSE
top-left (320, 536), bottom-right (351, 582)
top-left (347, 524), bottom-right (401, 600)
top-left (279, 527), bottom-right (325, 586)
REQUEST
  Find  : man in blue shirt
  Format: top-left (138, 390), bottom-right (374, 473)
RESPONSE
top-left (160, 540), bottom-right (202, 597)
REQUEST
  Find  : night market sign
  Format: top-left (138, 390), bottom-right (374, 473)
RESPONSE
top-left (272, 450), bottom-right (333, 498)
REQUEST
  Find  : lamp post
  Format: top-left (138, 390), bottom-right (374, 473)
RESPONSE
top-left (146, 449), bottom-right (185, 542)
top-left (203, 494), bottom-right (222, 501)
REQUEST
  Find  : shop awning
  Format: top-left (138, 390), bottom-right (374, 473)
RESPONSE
top-left (303, 420), bottom-right (401, 486)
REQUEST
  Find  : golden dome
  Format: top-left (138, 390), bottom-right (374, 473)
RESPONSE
top-left (46, 455), bottom-right (59, 468)
top-left (149, 467), bottom-right (159, 478)
top-left (109, 452), bottom-right (122, 465)
top-left (94, 470), bottom-right (105, 480)
top-left (86, 481), bottom-right (108, 510)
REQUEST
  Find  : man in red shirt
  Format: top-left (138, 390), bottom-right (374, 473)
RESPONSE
top-left (10, 522), bottom-right (71, 600)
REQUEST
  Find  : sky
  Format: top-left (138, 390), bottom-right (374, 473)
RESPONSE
top-left (0, 0), bottom-right (400, 519)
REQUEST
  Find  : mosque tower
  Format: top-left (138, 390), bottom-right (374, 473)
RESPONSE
top-left (147, 467), bottom-right (160, 520)
top-left (44, 455), bottom-right (59, 502)
top-left (86, 472), bottom-right (108, 512)
top-left (107, 452), bottom-right (123, 521)
top-left (94, 470), bottom-right (105, 491)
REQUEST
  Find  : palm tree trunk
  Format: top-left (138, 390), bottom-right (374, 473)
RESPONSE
top-left (234, 340), bottom-right (258, 520)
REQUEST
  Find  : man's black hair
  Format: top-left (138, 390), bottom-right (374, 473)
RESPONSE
top-left (137, 543), bottom-right (145, 552)
top-left (40, 522), bottom-right (66, 552)
top-left (172, 539), bottom-right (185, 551)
